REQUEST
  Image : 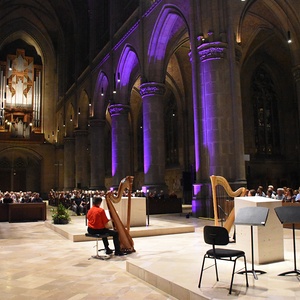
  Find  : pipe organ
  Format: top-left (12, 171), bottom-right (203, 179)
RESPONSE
top-left (0, 49), bottom-right (42, 138)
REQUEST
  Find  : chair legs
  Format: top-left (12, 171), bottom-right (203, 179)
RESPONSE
top-left (85, 233), bottom-right (111, 260)
top-left (199, 254), bottom-right (248, 294)
top-left (198, 254), bottom-right (220, 288)
top-left (198, 255), bottom-right (206, 288)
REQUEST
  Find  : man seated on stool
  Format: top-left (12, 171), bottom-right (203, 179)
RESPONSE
top-left (87, 197), bottom-right (125, 256)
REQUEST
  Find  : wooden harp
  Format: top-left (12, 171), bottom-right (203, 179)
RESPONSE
top-left (105, 176), bottom-right (135, 253)
top-left (210, 175), bottom-right (247, 232)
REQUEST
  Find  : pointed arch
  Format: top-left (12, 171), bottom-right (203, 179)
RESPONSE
top-left (93, 71), bottom-right (109, 118)
top-left (116, 44), bottom-right (140, 98)
top-left (147, 5), bottom-right (189, 81)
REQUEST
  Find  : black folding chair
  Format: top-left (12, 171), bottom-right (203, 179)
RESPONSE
top-left (198, 225), bottom-right (249, 294)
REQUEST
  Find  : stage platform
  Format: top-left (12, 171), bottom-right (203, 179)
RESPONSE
top-left (44, 206), bottom-right (195, 242)
top-left (1, 205), bottom-right (299, 299)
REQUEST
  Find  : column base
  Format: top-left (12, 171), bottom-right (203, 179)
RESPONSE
top-left (192, 183), bottom-right (213, 218)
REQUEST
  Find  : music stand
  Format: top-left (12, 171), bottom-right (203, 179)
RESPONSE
top-left (235, 206), bottom-right (269, 280)
top-left (274, 206), bottom-right (300, 276)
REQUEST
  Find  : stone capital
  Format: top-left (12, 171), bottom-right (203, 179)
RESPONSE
top-left (197, 42), bottom-right (227, 62)
top-left (108, 104), bottom-right (130, 117)
top-left (140, 82), bottom-right (166, 97)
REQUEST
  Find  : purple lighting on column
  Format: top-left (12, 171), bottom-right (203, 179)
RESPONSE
top-left (142, 94), bottom-right (151, 174)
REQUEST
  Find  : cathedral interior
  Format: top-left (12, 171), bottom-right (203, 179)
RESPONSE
top-left (0, 0), bottom-right (299, 217)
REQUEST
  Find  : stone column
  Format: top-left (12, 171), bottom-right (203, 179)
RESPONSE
top-left (74, 129), bottom-right (89, 189)
top-left (89, 118), bottom-right (106, 190)
top-left (63, 137), bottom-right (75, 190)
top-left (108, 103), bottom-right (130, 187)
top-left (191, 41), bottom-right (246, 217)
top-left (293, 65), bottom-right (300, 161)
top-left (140, 82), bottom-right (167, 193)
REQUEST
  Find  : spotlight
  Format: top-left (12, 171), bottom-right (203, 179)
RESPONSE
top-left (287, 31), bottom-right (292, 43)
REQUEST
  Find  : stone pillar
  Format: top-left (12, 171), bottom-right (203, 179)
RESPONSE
top-left (140, 82), bottom-right (167, 193)
top-left (108, 103), bottom-right (130, 187)
top-left (74, 129), bottom-right (89, 189)
top-left (63, 137), bottom-right (75, 190)
top-left (89, 118), bottom-right (106, 190)
top-left (192, 41), bottom-right (246, 217)
top-left (293, 66), bottom-right (300, 133)
top-left (293, 66), bottom-right (300, 162)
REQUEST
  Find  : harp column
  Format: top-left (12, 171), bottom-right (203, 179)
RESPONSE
top-left (74, 129), bottom-right (89, 189)
top-left (108, 103), bottom-right (131, 188)
top-left (63, 137), bottom-right (75, 190)
top-left (89, 118), bottom-right (106, 190)
top-left (140, 82), bottom-right (168, 193)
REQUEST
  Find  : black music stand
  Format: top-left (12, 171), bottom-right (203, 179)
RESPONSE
top-left (235, 206), bottom-right (269, 280)
top-left (274, 206), bottom-right (300, 277)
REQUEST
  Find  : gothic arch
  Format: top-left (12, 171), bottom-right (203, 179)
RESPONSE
top-left (65, 103), bottom-right (75, 137)
top-left (77, 90), bottom-right (89, 130)
top-left (0, 147), bottom-right (42, 192)
top-left (93, 71), bottom-right (109, 118)
top-left (147, 5), bottom-right (189, 82)
top-left (238, 0), bottom-right (300, 62)
top-left (116, 44), bottom-right (140, 100)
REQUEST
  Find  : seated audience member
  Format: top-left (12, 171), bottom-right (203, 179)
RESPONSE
top-left (283, 187), bottom-right (295, 202)
top-left (268, 185), bottom-right (276, 196)
top-left (71, 191), bottom-right (84, 215)
top-left (32, 193), bottom-right (43, 202)
top-left (266, 188), bottom-right (275, 199)
top-left (275, 188), bottom-right (285, 200)
top-left (3, 192), bottom-right (13, 203)
top-left (248, 189), bottom-right (256, 196)
top-left (256, 186), bottom-right (265, 197)
top-left (295, 188), bottom-right (300, 202)
top-left (87, 197), bottom-right (125, 256)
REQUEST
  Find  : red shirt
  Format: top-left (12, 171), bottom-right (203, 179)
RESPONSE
top-left (87, 206), bottom-right (109, 229)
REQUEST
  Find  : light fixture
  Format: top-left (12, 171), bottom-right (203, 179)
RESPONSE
top-left (57, 126), bottom-right (60, 132)
top-left (287, 31), bottom-right (292, 43)
top-left (113, 73), bottom-right (117, 94)
top-left (9, 60), bottom-right (12, 71)
top-left (6, 79), bottom-right (9, 87)
top-left (52, 131), bottom-right (54, 136)
top-left (63, 122), bottom-right (66, 127)
top-left (117, 72), bottom-right (120, 83)
top-left (78, 107), bottom-right (81, 115)
top-left (29, 122), bottom-right (32, 127)
top-left (70, 115), bottom-right (73, 122)
top-left (101, 87), bottom-right (104, 96)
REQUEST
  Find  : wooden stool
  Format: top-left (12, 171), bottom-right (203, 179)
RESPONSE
top-left (85, 233), bottom-right (112, 260)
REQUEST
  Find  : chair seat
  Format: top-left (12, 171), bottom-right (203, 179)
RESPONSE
top-left (199, 226), bottom-right (249, 294)
top-left (207, 248), bottom-right (245, 258)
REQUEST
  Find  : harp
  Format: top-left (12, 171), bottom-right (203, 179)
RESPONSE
top-left (105, 176), bottom-right (135, 253)
top-left (210, 175), bottom-right (247, 232)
